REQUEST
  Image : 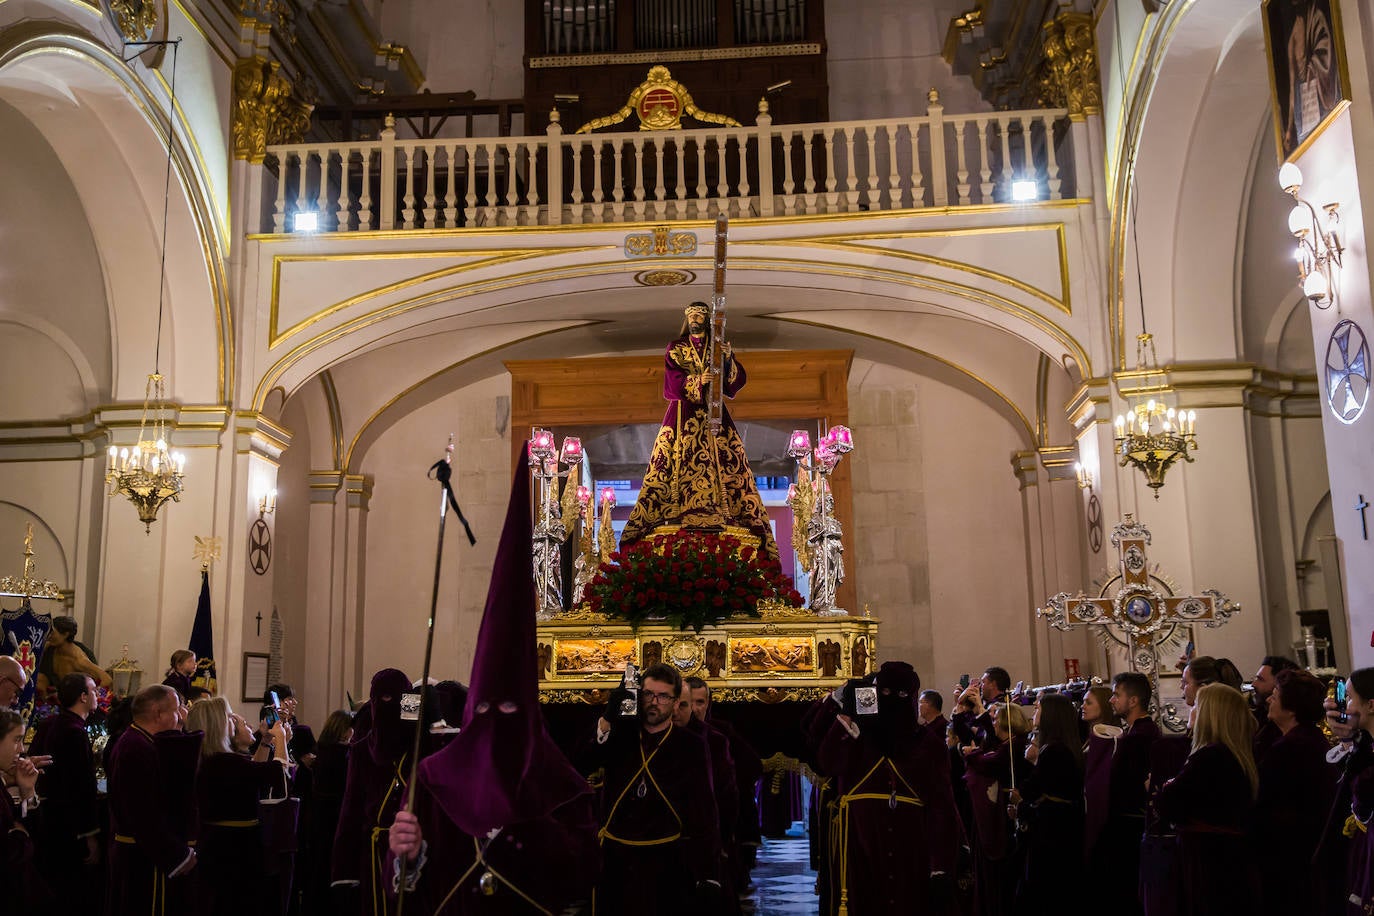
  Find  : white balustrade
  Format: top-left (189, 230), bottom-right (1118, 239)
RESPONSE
top-left (263, 99), bottom-right (1075, 233)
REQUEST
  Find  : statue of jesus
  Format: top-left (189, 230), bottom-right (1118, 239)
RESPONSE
top-left (619, 302), bottom-right (778, 563)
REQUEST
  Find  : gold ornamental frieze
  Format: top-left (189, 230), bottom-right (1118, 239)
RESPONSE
top-left (107, 0), bottom-right (162, 43)
top-left (232, 57), bottom-right (314, 163)
top-left (575, 65), bottom-right (741, 134)
top-left (1041, 11), bottom-right (1101, 121)
top-left (536, 611), bottom-right (879, 703)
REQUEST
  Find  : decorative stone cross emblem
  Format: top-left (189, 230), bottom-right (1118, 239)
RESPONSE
top-left (1039, 514), bottom-right (1239, 705)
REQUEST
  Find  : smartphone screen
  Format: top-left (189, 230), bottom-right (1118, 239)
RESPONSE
top-left (1337, 679), bottom-right (1348, 709)
top-left (959, 674), bottom-right (970, 690)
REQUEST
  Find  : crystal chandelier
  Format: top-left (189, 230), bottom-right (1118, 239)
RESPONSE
top-left (106, 43), bottom-right (186, 532)
top-left (1114, 332), bottom-right (1197, 497)
top-left (106, 373), bottom-right (186, 532)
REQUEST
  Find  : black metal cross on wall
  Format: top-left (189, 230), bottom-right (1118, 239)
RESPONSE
top-left (255, 610), bottom-right (263, 636)
top-left (1357, 494), bottom-right (1370, 541)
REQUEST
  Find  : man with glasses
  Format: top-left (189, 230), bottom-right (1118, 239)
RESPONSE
top-left (591, 661), bottom-right (721, 914)
top-left (0, 654), bottom-right (26, 709)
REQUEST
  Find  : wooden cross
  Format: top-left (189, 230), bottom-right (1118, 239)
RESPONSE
top-left (1039, 514), bottom-right (1239, 707)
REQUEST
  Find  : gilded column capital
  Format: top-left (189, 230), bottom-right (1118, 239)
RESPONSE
top-left (1043, 11), bottom-right (1102, 121)
top-left (232, 57), bottom-right (314, 163)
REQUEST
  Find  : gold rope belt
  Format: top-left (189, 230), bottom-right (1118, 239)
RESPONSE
top-left (599, 725), bottom-right (682, 847)
top-left (833, 757), bottom-right (924, 916)
top-left (203, 819), bottom-right (260, 828)
top-left (369, 755), bottom-right (408, 916)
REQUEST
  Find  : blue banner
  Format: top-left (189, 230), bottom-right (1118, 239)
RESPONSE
top-left (1, 599), bottom-right (53, 721)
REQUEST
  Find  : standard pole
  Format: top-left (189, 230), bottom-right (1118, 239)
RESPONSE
top-left (396, 434), bottom-right (456, 913)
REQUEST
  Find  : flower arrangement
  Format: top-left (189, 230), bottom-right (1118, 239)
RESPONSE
top-left (586, 529), bottom-right (803, 631)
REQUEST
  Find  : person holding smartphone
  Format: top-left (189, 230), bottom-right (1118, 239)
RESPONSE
top-left (1317, 669), bottom-right (1374, 916)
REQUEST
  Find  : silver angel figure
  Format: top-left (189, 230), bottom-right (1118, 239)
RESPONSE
top-left (807, 485), bottom-right (846, 615)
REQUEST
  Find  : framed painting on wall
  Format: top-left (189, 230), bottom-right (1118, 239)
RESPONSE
top-left (1261, 0), bottom-right (1351, 163)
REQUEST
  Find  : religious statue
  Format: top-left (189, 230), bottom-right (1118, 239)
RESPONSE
top-left (619, 302), bottom-right (778, 562)
top-left (806, 481), bottom-right (845, 613)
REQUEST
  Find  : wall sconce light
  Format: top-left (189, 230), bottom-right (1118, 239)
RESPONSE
top-left (1279, 162), bottom-right (1343, 309)
top-left (258, 488), bottom-right (277, 518)
top-left (1074, 462), bottom-right (1093, 491)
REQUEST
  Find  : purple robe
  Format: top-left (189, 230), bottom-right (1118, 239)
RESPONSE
top-left (1088, 716), bottom-right (1158, 916)
top-left (1347, 762), bottom-right (1374, 916)
top-left (708, 713), bottom-right (763, 884)
top-left (331, 730), bottom-right (413, 916)
top-left (1014, 742), bottom-right (1084, 909)
top-left (593, 722), bottom-right (720, 916)
top-left (1317, 739), bottom-right (1374, 916)
top-left (1140, 733), bottom-right (1190, 916)
top-left (1254, 722), bottom-right (1336, 911)
top-left (1082, 731), bottom-right (1114, 856)
top-left (964, 735), bottom-right (1027, 916)
top-left (619, 336), bottom-right (777, 561)
top-left (106, 725), bottom-right (202, 916)
top-left (1, 779), bottom-right (51, 907)
top-left (818, 718), bottom-right (951, 916)
top-left (194, 752), bottom-right (291, 915)
top-left (30, 707), bottom-right (100, 907)
top-left (386, 783), bottom-right (599, 914)
top-left (1154, 743), bottom-right (1259, 915)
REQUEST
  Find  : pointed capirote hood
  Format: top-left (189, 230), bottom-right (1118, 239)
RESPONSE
top-left (419, 444), bottom-right (590, 835)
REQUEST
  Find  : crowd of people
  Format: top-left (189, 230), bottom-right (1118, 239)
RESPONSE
top-left (5, 634), bottom-right (1374, 915)
top-left (5, 461), bottom-right (1374, 915)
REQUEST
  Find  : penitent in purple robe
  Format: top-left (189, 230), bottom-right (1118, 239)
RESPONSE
top-left (817, 692), bottom-right (958, 916)
top-left (619, 334), bottom-right (777, 561)
top-left (1346, 762), bottom-right (1374, 916)
top-left (106, 725), bottom-right (202, 916)
top-left (1014, 742), bottom-right (1084, 910)
top-left (1087, 715), bottom-right (1158, 916)
top-left (1154, 742), bottom-right (1259, 916)
top-left (386, 783), bottom-right (600, 914)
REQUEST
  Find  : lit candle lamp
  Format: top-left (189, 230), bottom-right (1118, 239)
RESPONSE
top-left (599, 486), bottom-right (616, 508)
top-left (788, 430), bottom-right (811, 458)
top-left (576, 485), bottom-right (591, 506)
top-left (560, 436), bottom-right (582, 463)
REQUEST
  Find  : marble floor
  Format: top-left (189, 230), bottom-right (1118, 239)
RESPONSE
top-left (740, 837), bottom-right (819, 916)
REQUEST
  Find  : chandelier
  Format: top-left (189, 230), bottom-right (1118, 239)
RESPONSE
top-left (107, 373), bottom-right (186, 532)
top-left (106, 41), bottom-right (186, 532)
top-left (1114, 332), bottom-right (1197, 497)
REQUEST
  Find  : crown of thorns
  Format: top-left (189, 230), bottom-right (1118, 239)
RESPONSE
top-left (683, 303), bottom-right (709, 318)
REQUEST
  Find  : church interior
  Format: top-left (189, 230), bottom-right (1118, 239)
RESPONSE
top-left (2, 0), bottom-right (1374, 909)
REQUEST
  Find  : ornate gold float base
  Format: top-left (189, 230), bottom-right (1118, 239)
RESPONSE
top-left (537, 603), bottom-right (879, 704)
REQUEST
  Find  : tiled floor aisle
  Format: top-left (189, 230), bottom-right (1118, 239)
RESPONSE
top-left (740, 837), bottom-right (819, 916)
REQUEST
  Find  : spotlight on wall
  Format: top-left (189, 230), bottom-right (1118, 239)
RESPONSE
top-left (292, 210), bottom-right (318, 232)
top-left (765, 79), bottom-right (793, 96)
top-left (1278, 162), bottom-right (1342, 309)
top-left (1011, 179), bottom-right (1039, 202)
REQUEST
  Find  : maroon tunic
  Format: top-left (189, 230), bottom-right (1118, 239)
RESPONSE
top-left (30, 707), bottom-right (99, 906)
top-left (1015, 742), bottom-right (1084, 909)
top-left (592, 722), bottom-right (720, 916)
top-left (1082, 730), bottom-right (1114, 856)
top-left (1347, 763), bottom-right (1374, 915)
top-left (106, 725), bottom-right (202, 916)
top-left (194, 752), bottom-right (290, 915)
top-left (964, 735), bottom-right (1028, 916)
top-left (1088, 716), bottom-right (1158, 916)
top-left (1, 779), bottom-right (51, 907)
top-left (818, 718), bottom-right (951, 916)
top-left (1154, 742), bottom-right (1259, 915)
top-left (386, 783), bottom-right (599, 914)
